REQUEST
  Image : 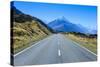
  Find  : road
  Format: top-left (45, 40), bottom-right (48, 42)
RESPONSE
top-left (14, 34), bottom-right (97, 66)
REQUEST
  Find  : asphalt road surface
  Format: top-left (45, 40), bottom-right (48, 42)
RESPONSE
top-left (14, 34), bottom-right (97, 66)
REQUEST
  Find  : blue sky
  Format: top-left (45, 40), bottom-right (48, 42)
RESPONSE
top-left (12, 1), bottom-right (97, 30)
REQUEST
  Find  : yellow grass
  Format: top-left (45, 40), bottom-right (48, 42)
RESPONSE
top-left (66, 34), bottom-right (97, 54)
top-left (12, 21), bottom-right (51, 54)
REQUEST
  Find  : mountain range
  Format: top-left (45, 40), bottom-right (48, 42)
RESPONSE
top-left (48, 17), bottom-right (97, 34)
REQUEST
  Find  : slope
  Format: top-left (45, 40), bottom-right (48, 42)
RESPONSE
top-left (11, 5), bottom-right (52, 54)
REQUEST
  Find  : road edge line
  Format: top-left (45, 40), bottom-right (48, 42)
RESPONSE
top-left (71, 40), bottom-right (97, 56)
top-left (14, 41), bottom-right (39, 57)
top-left (14, 35), bottom-right (53, 57)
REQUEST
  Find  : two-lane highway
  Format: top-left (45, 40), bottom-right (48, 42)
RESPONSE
top-left (14, 34), bottom-right (97, 66)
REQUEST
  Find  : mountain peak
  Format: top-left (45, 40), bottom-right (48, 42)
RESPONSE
top-left (48, 17), bottom-right (89, 33)
top-left (60, 16), bottom-right (66, 20)
top-left (56, 16), bottom-right (68, 22)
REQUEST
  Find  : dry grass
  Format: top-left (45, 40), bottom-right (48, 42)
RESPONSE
top-left (66, 34), bottom-right (97, 54)
top-left (12, 21), bottom-right (51, 54)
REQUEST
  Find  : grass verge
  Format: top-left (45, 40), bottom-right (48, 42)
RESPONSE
top-left (66, 34), bottom-right (97, 54)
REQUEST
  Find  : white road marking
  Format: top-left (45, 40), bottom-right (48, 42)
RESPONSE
top-left (58, 49), bottom-right (61, 56)
top-left (14, 42), bottom-right (38, 57)
top-left (72, 41), bottom-right (97, 56)
top-left (57, 37), bottom-right (61, 56)
top-left (14, 35), bottom-right (53, 57)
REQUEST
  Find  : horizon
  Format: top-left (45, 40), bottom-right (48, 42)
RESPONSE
top-left (12, 1), bottom-right (97, 31)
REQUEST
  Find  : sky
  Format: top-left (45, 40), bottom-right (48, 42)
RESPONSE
top-left (12, 1), bottom-right (97, 30)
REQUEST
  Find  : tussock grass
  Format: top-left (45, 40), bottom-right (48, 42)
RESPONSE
top-left (11, 6), bottom-right (52, 54)
top-left (66, 34), bottom-right (97, 54)
top-left (12, 21), bottom-right (51, 54)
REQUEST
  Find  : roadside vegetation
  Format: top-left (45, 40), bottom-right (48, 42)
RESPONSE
top-left (11, 6), bottom-right (52, 54)
top-left (12, 21), bottom-right (51, 54)
top-left (64, 32), bottom-right (97, 54)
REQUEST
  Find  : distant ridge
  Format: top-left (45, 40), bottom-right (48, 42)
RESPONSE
top-left (48, 17), bottom-right (92, 34)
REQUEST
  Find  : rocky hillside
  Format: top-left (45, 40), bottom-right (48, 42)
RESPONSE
top-left (11, 6), bottom-right (52, 54)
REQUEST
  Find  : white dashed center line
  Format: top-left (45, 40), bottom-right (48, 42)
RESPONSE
top-left (58, 49), bottom-right (61, 56)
